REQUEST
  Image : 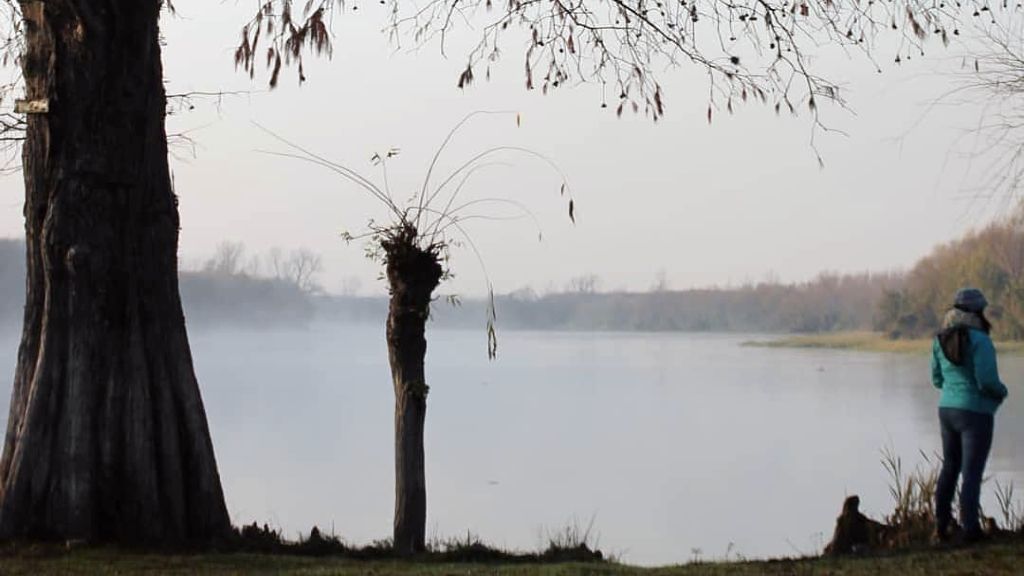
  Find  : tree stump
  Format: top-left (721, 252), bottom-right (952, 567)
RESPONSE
top-left (824, 495), bottom-right (893, 555)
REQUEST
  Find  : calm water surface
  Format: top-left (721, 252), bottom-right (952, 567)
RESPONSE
top-left (0, 324), bottom-right (1022, 565)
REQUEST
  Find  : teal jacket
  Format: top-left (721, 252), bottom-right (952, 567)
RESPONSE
top-left (931, 329), bottom-right (1009, 415)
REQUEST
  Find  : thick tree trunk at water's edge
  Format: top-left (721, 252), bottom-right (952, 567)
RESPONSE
top-left (0, 0), bottom-right (231, 544)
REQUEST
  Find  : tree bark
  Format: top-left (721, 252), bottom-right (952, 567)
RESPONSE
top-left (0, 0), bottom-right (231, 545)
top-left (385, 231), bottom-right (442, 556)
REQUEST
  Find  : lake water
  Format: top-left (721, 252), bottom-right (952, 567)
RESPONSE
top-left (0, 324), bottom-right (1022, 565)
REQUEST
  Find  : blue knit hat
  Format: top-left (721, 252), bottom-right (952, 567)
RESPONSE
top-left (954, 287), bottom-right (988, 313)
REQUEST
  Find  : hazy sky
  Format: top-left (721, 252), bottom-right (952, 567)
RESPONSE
top-left (0, 3), bottom-right (1012, 296)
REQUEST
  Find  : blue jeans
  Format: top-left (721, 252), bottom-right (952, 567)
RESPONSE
top-left (935, 407), bottom-right (994, 536)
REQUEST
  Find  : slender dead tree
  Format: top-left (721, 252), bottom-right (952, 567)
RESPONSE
top-left (258, 112), bottom-right (573, 555)
top-left (381, 222), bottom-right (442, 555)
top-left (0, 1), bottom-right (231, 544)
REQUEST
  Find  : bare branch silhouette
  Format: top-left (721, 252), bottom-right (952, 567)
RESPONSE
top-left (238, 0), bottom-right (1007, 125)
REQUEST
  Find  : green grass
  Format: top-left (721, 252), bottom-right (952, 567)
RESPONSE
top-left (743, 331), bottom-right (1024, 354)
top-left (2, 539), bottom-right (1024, 575)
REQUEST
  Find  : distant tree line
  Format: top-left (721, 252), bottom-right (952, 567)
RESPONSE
top-left (7, 219), bottom-right (1024, 337)
top-left (173, 213), bottom-right (1024, 340)
top-left (420, 272), bottom-right (905, 333)
top-left (0, 239), bottom-right (907, 333)
top-left (0, 239), bottom-right (322, 329)
top-left (179, 242), bottom-right (323, 328)
top-left (315, 271), bottom-right (904, 334)
top-left (874, 206), bottom-right (1024, 340)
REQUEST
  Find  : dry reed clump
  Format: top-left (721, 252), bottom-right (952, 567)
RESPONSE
top-left (881, 448), bottom-right (940, 548)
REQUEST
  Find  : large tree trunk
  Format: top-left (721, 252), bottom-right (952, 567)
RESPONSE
top-left (385, 228), bottom-right (442, 556)
top-left (0, 1), bottom-right (231, 545)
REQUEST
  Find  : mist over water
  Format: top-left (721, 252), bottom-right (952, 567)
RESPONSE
top-left (0, 323), bottom-right (1021, 565)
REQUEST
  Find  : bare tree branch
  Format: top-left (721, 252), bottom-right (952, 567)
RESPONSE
top-left (956, 22), bottom-right (1024, 198)
top-left (239, 0), bottom-right (1006, 123)
top-left (166, 89), bottom-right (258, 116)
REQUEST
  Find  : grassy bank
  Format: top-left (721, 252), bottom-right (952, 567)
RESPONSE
top-left (743, 331), bottom-right (1024, 354)
top-left (2, 539), bottom-right (1023, 575)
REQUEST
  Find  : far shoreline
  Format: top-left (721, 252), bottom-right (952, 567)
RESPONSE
top-left (742, 331), bottom-right (1024, 355)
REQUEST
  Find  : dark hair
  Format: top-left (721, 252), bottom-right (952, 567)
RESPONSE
top-left (979, 311), bottom-right (993, 334)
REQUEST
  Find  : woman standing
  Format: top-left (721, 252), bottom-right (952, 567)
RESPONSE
top-left (931, 287), bottom-right (1009, 542)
